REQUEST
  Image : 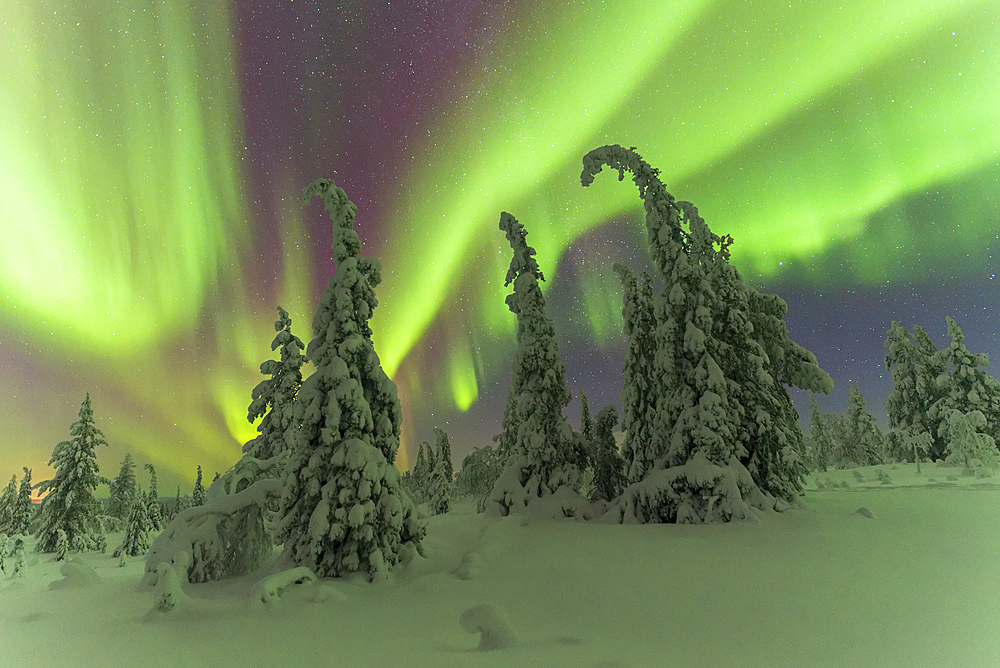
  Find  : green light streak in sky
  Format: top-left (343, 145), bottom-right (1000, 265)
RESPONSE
top-left (374, 0), bottom-right (1000, 409)
top-left (0, 1), bottom-right (255, 492)
top-left (0, 0), bottom-right (246, 354)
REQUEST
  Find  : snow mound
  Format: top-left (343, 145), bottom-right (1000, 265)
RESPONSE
top-left (456, 513), bottom-right (528, 580)
top-left (460, 602), bottom-right (519, 651)
top-left (149, 562), bottom-right (192, 613)
top-left (48, 560), bottom-right (101, 590)
top-left (254, 566), bottom-right (319, 604)
top-left (854, 507), bottom-right (875, 519)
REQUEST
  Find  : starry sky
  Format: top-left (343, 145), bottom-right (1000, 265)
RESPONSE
top-left (2, 0), bottom-right (998, 497)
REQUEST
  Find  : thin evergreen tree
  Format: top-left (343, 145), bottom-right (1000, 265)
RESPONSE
top-left (191, 465), bottom-right (206, 507)
top-left (579, 390), bottom-right (595, 445)
top-left (246, 306), bottom-right (305, 461)
top-left (10, 468), bottom-right (33, 535)
top-left (840, 386), bottom-right (885, 466)
top-left (885, 321), bottom-right (947, 460)
top-left (35, 394), bottom-right (107, 553)
top-left (273, 178), bottom-right (423, 580)
top-left (411, 442), bottom-right (431, 504)
top-left (613, 264), bottom-right (660, 484)
top-left (427, 442), bottom-right (451, 516)
top-left (492, 388), bottom-right (520, 466)
top-left (107, 453), bottom-right (138, 521)
top-left (488, 212), bottom-right (585, 516)
top-left (0, 475), bottom-right (16, 533)
top-left (434, 428), bottom-right (454, 484)
top-left (806, 395), bottom-right (836, 472)
top-left (145, 464), bottom-right (161, 532)
top-left (590, 406), bottom-right (624, 502)
top-left (120, 496), bottom-right (151, 557)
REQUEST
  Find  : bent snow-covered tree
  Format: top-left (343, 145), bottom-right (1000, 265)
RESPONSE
top-left (582, 145), bottom-right (832, 523)
top-left (488, 212), bottom-right (588, 517)
top-left (146, 307), bottom-right (304, 584)
top-left (272, 178), bottom-right (423, 580)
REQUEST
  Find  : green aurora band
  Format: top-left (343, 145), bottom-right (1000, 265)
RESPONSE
top-left (1, 0), bottom-right (998, 492)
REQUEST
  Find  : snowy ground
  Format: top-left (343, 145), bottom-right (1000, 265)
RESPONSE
top-left (2, 462), bottom-right (998, 668)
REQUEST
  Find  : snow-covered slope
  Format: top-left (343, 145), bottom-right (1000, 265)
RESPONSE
top-left (1, 462), bottom-right (997, 668)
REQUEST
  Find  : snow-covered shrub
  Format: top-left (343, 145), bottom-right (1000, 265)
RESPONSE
top-left (602, 453), bottom-right (768, 524)
top-left (455, 445), bottom-right (504, 513)
top-left (942, 409), bottom-right (999, 475)
top-left (144, 472), bottom-right (281, 584)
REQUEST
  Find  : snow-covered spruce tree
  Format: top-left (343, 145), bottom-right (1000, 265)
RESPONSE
top-left (492, 388), bottom-right (521, 466)
top-left (941, 409), bottom-right (999, 476)
top-left (245, 306), bottom-right (305, 462)
top-left (930, 317), bottom-right (1000, 456)
top-left (119, 495), bottom-right (152, 557)
top-left (0, 475), bottom-right (16, 533)
top-left (885, 321), bottom-right (947, 461)
top-left (434, 428), bottom-right (454, 484)
top-left (613, 263), bottom-right (661, 484)
top-left (144, 464), bottom-right (162, 532)
top-left (488, 212), bottom-right (589, 517)
top-left (35, 394), bottom-right (108, 553)
top-left (272, 178), bottom-right (423, 580)
top-left (191, 466), bottom-right (206, 507)
top-left (145, 307), bottom-right (304, 584)
top-left (579, 390), bottom-right (595, 444)
top-left (406, 442), bottom-right (431, 504)
top-left (426, 443), bottom-right (451, 516)
top-left (582, 145), bottom-right (832, 523)
top-left (590, 406), bottom-right (624, 503)
top-left (455, 446), bottom-right (504, 513)
top-left (837, 386), bottom-right (885, 466)
top-left (806, 395), bottom-right (837, 472)
top-left (107, 453), bottom-right (138, 521)
top-left (10, 468), bottom-right (33, 535)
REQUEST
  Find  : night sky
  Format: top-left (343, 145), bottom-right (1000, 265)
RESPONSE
top-left (2, 0), bottom-right (998, 497)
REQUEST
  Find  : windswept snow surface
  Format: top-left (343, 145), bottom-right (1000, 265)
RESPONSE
top-left (1, 462), bottom-right (998, 667)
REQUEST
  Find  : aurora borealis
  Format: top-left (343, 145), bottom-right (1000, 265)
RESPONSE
top-left (2, 0), bottom-right (998, 496)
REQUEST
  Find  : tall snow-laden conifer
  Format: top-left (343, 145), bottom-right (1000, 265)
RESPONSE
top-left (11, 468), bottom-right (33, 535)
top-left (120, 495), bottom-right (152, 557)
top-left (434, 428), bottom-right (454, 484)
top-left (108, 454), bottom-right (139, 520)
top-left (273, 178), bottom-right (423, 580)
top-left (145, 464), bottom-right (161, 532)
top-left (931, 317), bottom-right (1000, 454)
top-left (613, 263), bottom-right (660, 484)
top-left (0, 475), bottom-right (16, 533)
top-left (840, 386), bottom-right (885, 466)
top-left (245, 306), bottom-right (305, 461)
top-left (591, 405), bottom-right (624, 502)
top-left (35, 394), bottom-right (107, 553)
top-left (885, 321), bottom-right (947, 460)
top-left (191, 466), bottom-right (206, 507)
top-left (488, 212), bottom-right (585, 516)
top-left (579, 390), bottom-right (595, 444)
top-left (582, 145), bottom-right (832, 523)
